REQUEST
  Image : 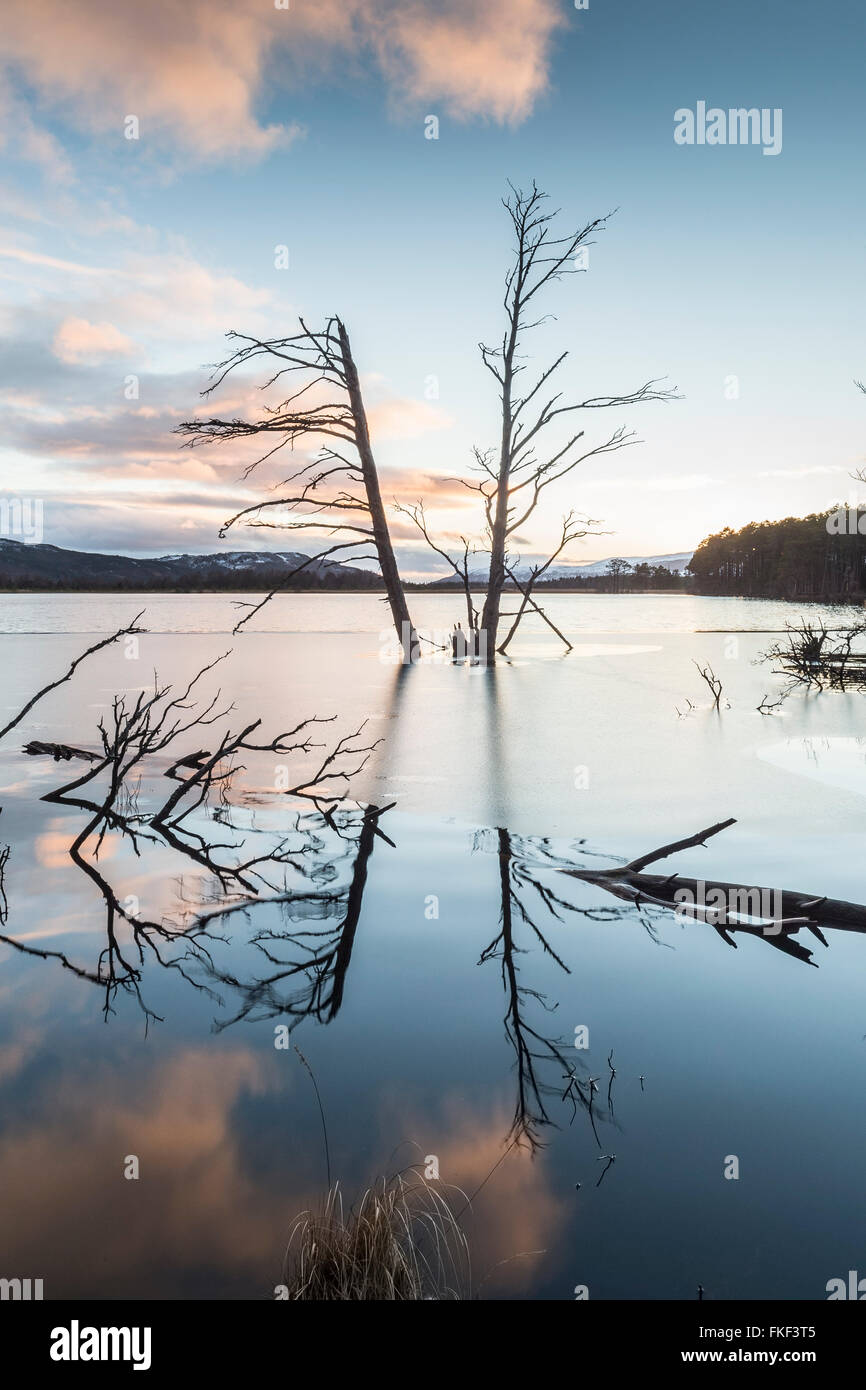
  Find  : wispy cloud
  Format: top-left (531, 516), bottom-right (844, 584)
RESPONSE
top-left (756, 465), bottom-right (848, 479)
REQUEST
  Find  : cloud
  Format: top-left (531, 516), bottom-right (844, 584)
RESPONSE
top-left (0, 245), bottom-right (111, 276)
top-left (370, 0), bottom-right (565, 125)
top-left (645, 473), bottom-right (719, 492)
top-left (0, 86), bottom-right (75, 183)
top-left (367, 396), bottom-right (452, 442)
top-left (582, 473), bottom-right (720, 494)
top-left (0, 1044), bottom-right (293, 1296)
top-left (756, 465), bottom-right (848, 480)
top-left (1, 0), bottom-right (563, 163)
top-left (53, 317), bottom-right (137, 365)
top-left (2, 1), bottom-right (295, 161)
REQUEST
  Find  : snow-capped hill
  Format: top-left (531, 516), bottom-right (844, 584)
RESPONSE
top-left (0, 540), bottom-right (380, 590)
top-left (432, 550), bottom-right (693, 584)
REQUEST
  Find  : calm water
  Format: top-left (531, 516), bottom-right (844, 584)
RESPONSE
top-left (1, 593), bottom-right (864, 1299)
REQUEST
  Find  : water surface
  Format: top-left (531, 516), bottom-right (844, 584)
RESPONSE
top-left (0, 594), bottom-right (864, 1299)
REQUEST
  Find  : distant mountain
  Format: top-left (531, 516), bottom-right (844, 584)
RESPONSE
top-left (429, 551), bottom-right (693, 585)
top-left (564, 551), bottom-right (693, 578)
top-left (0, 539), bottom-right (383, 591)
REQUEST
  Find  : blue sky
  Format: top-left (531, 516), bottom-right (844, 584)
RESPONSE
top-left (1, 0), bottom-right (864, 575)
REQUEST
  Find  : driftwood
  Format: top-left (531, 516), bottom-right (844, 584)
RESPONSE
top-left (558, 817), bottom-right (866, 966)
top-left (24, 741), bottom-right (99, 763)
top-left (759, 620), bottom-right (866, 691)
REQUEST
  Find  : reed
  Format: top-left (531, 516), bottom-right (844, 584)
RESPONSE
top-left (281, 1174), bottom-right (470, 1300)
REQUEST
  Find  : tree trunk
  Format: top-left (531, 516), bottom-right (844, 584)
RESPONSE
top-left (478, 366), bottom-right (515, 663)
top-left (337, 320), bottom-right (416, 661)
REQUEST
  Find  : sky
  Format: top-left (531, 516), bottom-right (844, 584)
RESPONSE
top-left (1, 0), bottom-right (864, 578)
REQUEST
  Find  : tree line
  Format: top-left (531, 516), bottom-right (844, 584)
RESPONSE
top-left (688, 512), bottom-right (866, 600)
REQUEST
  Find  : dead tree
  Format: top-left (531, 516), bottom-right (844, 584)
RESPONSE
top-left (472, 182), bottom-right (677, 660)
top-left (177, 319), bottom-right (416, 654)
top-left (693, 661), bottom-right (724, 708)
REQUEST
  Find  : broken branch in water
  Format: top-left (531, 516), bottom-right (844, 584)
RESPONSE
top-left (693, 661), bottom-right (724, 709)
top-left (554, 816), bottom-right (866, 966)
top-left (0, 613), bottom-right (146, 742)
top-left (621, 818), bottom-right (737, 875)
top-left (758, 619), bottom-right (866, 691)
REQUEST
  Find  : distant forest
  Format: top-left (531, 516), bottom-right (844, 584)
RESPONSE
top-left (688, 510), bottom-right (866, 600)
top-left (422, 563), bottom-right (687, 594)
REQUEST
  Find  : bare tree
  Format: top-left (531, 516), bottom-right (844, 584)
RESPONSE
top-left (470, 182), bottom-right (677, 659)
top-left (177, 319), bottom-right (416, 654)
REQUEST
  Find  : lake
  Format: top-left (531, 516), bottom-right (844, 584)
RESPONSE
top-left (1, 591), bottom-right (864, 1299)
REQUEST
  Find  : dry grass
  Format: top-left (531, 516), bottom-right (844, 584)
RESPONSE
top-left (281, 1174), bottom-right (470, 1300)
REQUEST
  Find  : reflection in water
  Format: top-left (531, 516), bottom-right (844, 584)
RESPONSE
top-left (5, 650), bottom-right (866, 1297)
top-left (4, 658), bottom-right (380, 1024)
top-left (475, 825), bottom-right (608, 1152)
top-left (4, 664), bottom-right (866, 1141)
top-left (0, 834), bottom-right (7, 925)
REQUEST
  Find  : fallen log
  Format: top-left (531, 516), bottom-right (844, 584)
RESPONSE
top-left (23, 741), bottom-right (99, 763)
top-left (557, 817), bottom-right (866, 966)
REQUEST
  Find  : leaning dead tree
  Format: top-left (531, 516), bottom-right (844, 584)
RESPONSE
top-left (177, 319), bottom-right (416, 653)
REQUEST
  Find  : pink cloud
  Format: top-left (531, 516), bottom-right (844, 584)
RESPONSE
top-left (52, 317), bottom-right (137, 364)
top-left (370, 0), bottom-right (565, 125)
top-left (366, 396), bottom-right (452, 442)
top-left (1, 0), bottom-right (564, 162)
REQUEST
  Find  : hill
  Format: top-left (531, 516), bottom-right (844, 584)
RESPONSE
top-left (0, 540), bottom-right (383, 591)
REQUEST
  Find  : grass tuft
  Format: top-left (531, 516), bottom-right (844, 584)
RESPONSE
top-left (281, 1174), bottom-right (470, 1300)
